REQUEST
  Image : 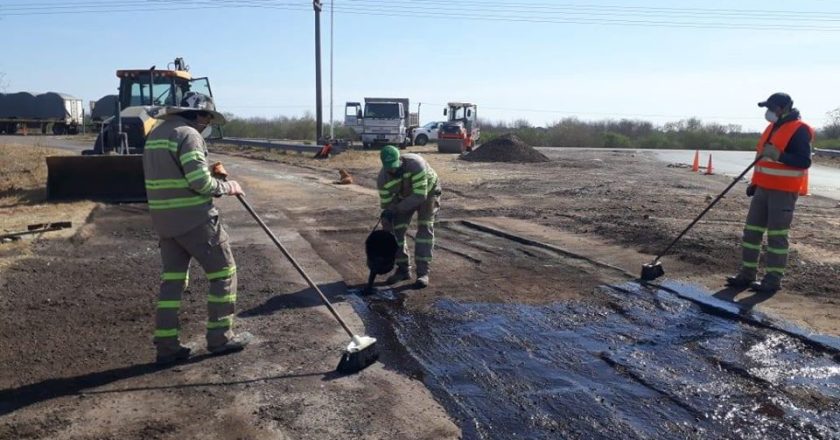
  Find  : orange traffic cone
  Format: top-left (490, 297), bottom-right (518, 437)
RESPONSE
top-left (704, 154), bottom-right (714, 175)
top-left (691, 150), bottom-right (700, 172)
top-left (799, 170), bottom-right (810, 196)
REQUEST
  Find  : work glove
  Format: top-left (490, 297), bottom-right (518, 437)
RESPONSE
top-left (746, 184), bottom-right (756, 197)
top-left (760, 144), bottom-right (781, 161)
top-left (380, 209), bottom-right (396, 223)
top-left (211, 162), bottom-right (244, 196)
top-left (211, 161), bottom-right (228, 178)
top-left (225, 180), bottom-right (245, 196)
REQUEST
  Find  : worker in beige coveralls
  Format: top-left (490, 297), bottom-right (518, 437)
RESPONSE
top-left (143, 92), bottom-right (252, 364)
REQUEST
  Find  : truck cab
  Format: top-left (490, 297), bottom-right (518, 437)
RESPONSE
top-left (361, 98), bottom-right (410, 149)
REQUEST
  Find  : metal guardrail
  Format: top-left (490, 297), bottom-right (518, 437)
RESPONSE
top-left (815, 148), bottom-right (840, 158)
top-left (211, 137), bottom-right (346, 155)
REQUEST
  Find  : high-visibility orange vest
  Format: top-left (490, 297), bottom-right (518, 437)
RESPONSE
top-left (753, 119), bottom-right (814, 193)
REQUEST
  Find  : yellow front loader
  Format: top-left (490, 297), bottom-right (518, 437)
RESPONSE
top-left (46, 58), bottom-right (215, 202)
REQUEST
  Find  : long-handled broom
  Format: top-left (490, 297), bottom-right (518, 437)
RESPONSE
top-left (641, 157), bottom-right (760, 281)
top-left (218, 166), bottom-right (378, 373)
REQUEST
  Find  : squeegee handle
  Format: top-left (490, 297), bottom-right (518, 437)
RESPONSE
top-left (653, 157), bottom-right (759, 262)
top-left (234, 193), bottom-right (356, 338)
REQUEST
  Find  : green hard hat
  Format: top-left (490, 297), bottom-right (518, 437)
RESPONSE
top-left (380, 145), bottom-right (401, 169)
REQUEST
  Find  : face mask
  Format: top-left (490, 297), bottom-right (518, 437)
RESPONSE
top-left (200, 125), bottom-right (213, 139)
top-left (764, 109), bottom-right (779, 123)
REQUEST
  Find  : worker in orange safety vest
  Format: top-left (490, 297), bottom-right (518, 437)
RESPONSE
top-left (726, 93), bottom-right (813, 293)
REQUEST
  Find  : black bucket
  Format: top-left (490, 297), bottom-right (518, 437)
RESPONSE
top-left (363, 229), bottom-right (399, 294)
top-left (366, 229), bottom-right (398, 274)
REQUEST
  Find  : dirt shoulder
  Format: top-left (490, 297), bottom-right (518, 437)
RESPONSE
top-left (814, 153), bottom-right (840, 169)
top-left (210, 143), bottom-right (840, 336)
top-left (0, 143), bottom-right (96, 269)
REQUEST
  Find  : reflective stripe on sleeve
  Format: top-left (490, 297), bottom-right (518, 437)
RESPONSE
top-left (180, 151), bottom-right (203, 165)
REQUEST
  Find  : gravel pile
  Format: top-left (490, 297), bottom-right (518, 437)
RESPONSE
top-left (461, 134), bottom-right (549, 163)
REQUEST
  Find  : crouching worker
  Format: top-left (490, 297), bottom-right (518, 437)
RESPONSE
top-left (377, 145), bottom-right (441, 288)
top-left (143, 92), bottom-right (253, 364)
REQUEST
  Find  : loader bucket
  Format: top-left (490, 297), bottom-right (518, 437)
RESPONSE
top-left (46, 155), bottom-right (147, 203)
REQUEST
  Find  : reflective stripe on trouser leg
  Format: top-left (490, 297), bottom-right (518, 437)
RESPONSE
top-left (155, 237), bottom-right (191, 349)
top-left (175, 216), bottom-right (238, 348)
top-left (764, 189), bottom-right (798, 278)
top-left (415, 191), bottom-right (441, 277)
top-left (740, 189), bottom-right (768, 274)
top-left (385, 212), bottom-right (414, 270)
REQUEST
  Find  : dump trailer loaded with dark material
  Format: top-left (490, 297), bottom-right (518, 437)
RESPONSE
top-left (45, 58), bottom-right (216, 203)
top-left (0, 91), bottom-right (84, 135)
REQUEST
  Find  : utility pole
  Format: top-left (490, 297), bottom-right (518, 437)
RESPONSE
top-left (314, 0), bottom-right (323, 143)
top-left (329, 0), bottom-right (334, 140)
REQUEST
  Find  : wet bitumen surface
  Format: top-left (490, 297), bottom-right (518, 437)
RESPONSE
top-left (360, 282), bottom-right (840, 440)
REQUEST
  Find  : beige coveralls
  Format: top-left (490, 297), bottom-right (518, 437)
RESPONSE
top-left (377, 153), bottom-right (441, 277)
top-left (142, 117), bottom-right (237, 353)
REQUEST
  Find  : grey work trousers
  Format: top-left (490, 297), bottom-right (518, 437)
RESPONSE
top-left (154, 216), bottom-right (237, 353)
top-left (740, 187), bottom-right (798, 279)
top-left (385, 190), bottom-right (441, 277)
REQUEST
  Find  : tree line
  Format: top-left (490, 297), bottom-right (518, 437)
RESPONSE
top-left (219, 112), bottom-right (840, 150)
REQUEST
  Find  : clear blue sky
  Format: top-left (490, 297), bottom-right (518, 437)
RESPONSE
top-left (2, 0), bottom-right (840, 131)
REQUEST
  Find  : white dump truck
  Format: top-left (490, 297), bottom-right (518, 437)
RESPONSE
top-left (346, 98), bottom-right (419, 149)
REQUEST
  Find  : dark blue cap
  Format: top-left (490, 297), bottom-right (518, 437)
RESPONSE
top-left (758, 93), bottom-right (793, 109)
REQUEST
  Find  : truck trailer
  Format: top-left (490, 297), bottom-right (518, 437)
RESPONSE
top-left (0, 91), bottom-right (84, 135)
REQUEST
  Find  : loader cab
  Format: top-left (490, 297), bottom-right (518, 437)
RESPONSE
top-left (117, 69), bottom-right (212, 110)
top-left (104, 70), bottom-right (216, 153)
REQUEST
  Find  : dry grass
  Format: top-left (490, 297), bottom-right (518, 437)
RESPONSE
top-left (0, 143), bottom-right (96, 266)
top-left (0, 143), bottom-right (65, 204)
top-left (814, 154), bottom-right (840, 169)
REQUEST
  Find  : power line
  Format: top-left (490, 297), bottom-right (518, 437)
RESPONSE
top-left (5, 0), bottom-right (840, 31)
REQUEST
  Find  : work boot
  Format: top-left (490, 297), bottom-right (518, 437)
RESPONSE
top-left (725, 270), bottom-right (756, 288)
top-left (414, 274), bottom-right (429, 289)
top-left (750, 274), bottom-right (782, 293)
top-left (208, 332), bottom-right (253, 356)
top-left (155, 344), bottom-right (192, 365)
top-left (385, 266), bottom-right (411, 285)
